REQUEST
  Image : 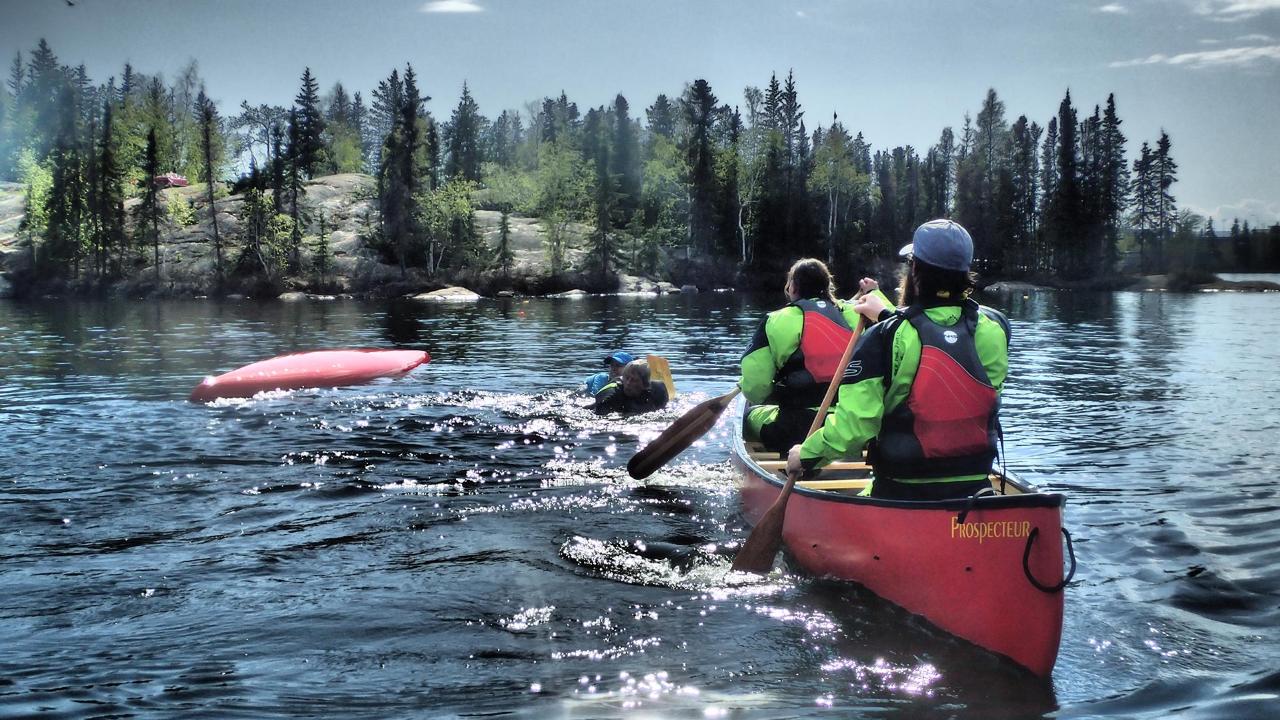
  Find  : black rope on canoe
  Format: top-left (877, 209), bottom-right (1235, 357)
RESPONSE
top-left (997, 422), bottom-right (1007, 495)
top-left (955, 486), bottom-right (997, 525)
top-left (1022, 526), bottom-right (1076, 594)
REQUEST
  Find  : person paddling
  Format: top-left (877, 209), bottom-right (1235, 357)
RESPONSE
top-left (740, 258), bottom-right (892, 453)
top-left (786, 219), bottom-right (1011, 500)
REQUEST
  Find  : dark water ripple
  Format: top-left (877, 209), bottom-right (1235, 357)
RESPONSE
top-left (2, 290), bottom-right (1279, 718)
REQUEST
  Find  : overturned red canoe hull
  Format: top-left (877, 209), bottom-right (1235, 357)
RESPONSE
top-left (733, 433), bottom-right (1067, 677)
top-left (190, 349), bottom-right (429, 402)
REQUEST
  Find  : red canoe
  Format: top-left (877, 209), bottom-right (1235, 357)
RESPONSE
top-left (732, 418), bottom-right (1073, 677)
top-left (190, 349), bottom-right (430, 402)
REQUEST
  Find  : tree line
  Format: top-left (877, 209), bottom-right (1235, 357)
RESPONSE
top-left (2, 38), bottom-right (1278, 293)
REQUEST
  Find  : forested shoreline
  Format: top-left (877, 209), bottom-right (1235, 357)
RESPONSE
top-left (1, 38), bottom-right (1278, 299)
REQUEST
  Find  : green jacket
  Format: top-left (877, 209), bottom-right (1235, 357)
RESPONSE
top-left (799, 302), bottom-right (1009, 484)
top-left (739, 290), bottom-right (893, 406)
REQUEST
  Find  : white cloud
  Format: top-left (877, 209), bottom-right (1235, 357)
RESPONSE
top-left (1110, 43), bottom-right (1280, 68)
top-left (1096, 3), bottom-right (1130, 13)
top-left (796, 10), bottom-right (808, 18)
top-left (1237, 33), bottom-right (1275, 41)
top-left (1192, 198), bottom-right (1280, 225)
top-left (419, 0), bottom-right (484, 13)
top-left (1192, 0), bottom-right (1280, 21)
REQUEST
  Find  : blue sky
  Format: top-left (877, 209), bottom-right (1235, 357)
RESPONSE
top-left (4, 0), bottom-right (1279, 225)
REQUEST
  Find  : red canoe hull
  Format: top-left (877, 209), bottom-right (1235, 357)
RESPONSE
top-left (734, 437), bottom-right (1067, 677)
top-left (190, 349), bottom-right (429, 402)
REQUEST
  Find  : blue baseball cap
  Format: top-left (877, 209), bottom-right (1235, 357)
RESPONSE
top-left (604, 351), bottom-right (635, 366)
top-left (899, 219), bottom-right (974, 272)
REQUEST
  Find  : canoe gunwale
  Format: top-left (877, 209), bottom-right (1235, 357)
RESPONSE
top-left (729, 397), bottom-right (1067, 677)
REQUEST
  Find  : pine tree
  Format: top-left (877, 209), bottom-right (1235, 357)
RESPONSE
top-left (612, 94), bottom-right (641, 224)
top-left (681, 79), bottom-right (718, 256)
top-left (97, 98), bottom-right (126, 275)
top-left (583, 106), bottom-right (616, 276)
top-left (645, 94), bottom-right (676, 141)
top-left (1045, 90), bottom-right (1084, 277)
top-left (445, 81), bottom-right (483, 181)
top-left (1129, 141), bottom-right (1155, 272)
top-left (1100, 94), bottom-right (1129, 274)
top-left (1153, 130), bottom-right (1178, 272)
top-left (139, 126), bottom-right (163, 281)
top-left (293, 67), bottom-right (326, 178)
top-left (195, 88), bottom-right (223, 285)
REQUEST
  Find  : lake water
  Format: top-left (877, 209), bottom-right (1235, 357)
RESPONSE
top-left (2, 289), bottom-right (1278, 719)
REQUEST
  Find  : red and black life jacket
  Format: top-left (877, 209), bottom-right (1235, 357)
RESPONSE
top-left (873, 301), bottom-right (999, 479)
top-left (772, 298), bottom-right (853, 408)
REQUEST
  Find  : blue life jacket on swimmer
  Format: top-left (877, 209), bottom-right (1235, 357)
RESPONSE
top-left (872, 301), bottom-right (1000, 479)
top-left (771, 298), bottom-right (854, 408)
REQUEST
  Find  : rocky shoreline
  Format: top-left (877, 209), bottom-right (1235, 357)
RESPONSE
top-left (2, 175), bottom-right (1277, 300)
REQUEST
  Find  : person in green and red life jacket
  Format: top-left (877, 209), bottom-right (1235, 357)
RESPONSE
top-left (592, 359), bottom-right (669, 415)
top-left (786, 219), bottom-right (1011, 500)
top-left (740, 258), bottom-right (894, 454)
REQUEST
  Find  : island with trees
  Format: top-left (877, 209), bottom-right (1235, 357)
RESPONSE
top-left (1, 39), bottom-right (1277, 300)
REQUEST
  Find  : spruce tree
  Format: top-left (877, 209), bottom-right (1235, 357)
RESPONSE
top-left (645, 94), bottom-right (676, 141)
top-left (1153, 131), bottom-right (1178, 271)
top-left (293, 67), bottom-right (326, 178)
top-left (195, 88), bottom-right (223, 285)
top-left (681, 79), bottom-right (718, 257)
top-left (445, 82), bottom-right (483, 181)
top-left (140, 127), bottom-right (162, 281)
top-left (612, 94), bottom-right (641, 224)
top-left (1100, 94), bottom-right (1129, 274)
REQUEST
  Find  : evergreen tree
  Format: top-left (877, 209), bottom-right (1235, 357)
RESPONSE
top-left (445, 82), bottom-right (484, 181)
top-left (611, 94), bottom-right (641, 224)
top-left (368, 70), bottom-right (402, 172)
top-left (1129, 141), bottom-right (1156, 272)
top-left (646, 94), bottom-right (676, 140)
top-left (1045, 90), bottom-right (1085, 278)
top-left (285, 107), bottom-right (306, 271)
top-left (195, 88), bottom-right (223, 285)
top-left (1153, 130), bottom-right (1178, 271)
top-left (1099, 93), bottom-right (1129, 274)
top-left (139, 126), bottom-right (163, 281)
top-left (97, 99), bottom-right (126, 276)
top-left (1007, 115), bottom-right (1041, 274)
top-left (293, 67), bottom-right (326, 178)
top-left (681, 79), bottom-right (718, 256)
top-left (582, 106), bottom-right (617, 276)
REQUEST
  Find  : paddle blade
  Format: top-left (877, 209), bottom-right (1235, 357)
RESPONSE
top-left (731, 473), bottom-right (797, 573)
top-left (647, 354), bottom-right (677, 399)
top-left (627, 387), bottom-right (740, 479)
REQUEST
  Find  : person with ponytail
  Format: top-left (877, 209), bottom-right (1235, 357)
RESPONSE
top-left (740, 258), bottom-right (891, 453)
top-left (786, 220), bottom-right (1011, 500)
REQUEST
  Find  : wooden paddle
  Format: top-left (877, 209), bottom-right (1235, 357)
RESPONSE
top-left (647, 354), bottom-right (677, 399)
top-left (627, 387), bottom-right (741, 479)
top-left (731, 316), bottom-right (867, 573)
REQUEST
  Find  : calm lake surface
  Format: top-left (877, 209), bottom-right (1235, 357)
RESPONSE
top-left (2, 287), bottom-right (1278, 719)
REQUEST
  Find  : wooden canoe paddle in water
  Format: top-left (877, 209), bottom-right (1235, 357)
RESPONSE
top-left (731, 316), bottom-right (866, 573)
top-left (627, 387), bottom-right (741, 479)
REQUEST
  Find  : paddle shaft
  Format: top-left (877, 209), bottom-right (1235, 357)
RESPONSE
top-left (731, 315), bottom-right (867, 573)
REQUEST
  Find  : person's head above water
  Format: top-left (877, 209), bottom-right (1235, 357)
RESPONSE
top-left (604, 351), bottom-right (634, 378)
top-left (784, 258), bottom-right (837, 304)
top-left (620, 359), bottom-right (651, 397)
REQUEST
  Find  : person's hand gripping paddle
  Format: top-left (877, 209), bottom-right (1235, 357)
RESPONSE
top-left (731, 316), bottom-right (866, 573)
